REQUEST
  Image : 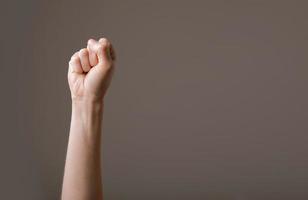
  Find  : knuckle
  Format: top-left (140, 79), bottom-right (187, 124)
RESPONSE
top-left (87, 38), bottom-right (95, 44)
top-left (79, 48), bottom-right (88, 56)
top-left (99, 37), bottom-right (108, 43)
top-left (69, 59), bottom-right (76, 67)
top-left (71, 52), bottom-right (78, 59)
top-left (71, 56), bottom-right (79, 62)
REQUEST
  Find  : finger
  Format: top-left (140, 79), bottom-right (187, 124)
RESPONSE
top-left (99, 38), bottom-right (116, 62)
top-left (87, 39), bottom-right (98, 66)
top-left (97, 38), bottom-right (111, 63)
top-left (78, 48), bottom-right (91, 72)
top-left (69, 52), bottom-right (83, 73)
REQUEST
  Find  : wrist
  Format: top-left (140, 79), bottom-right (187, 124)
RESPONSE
top-left (71, 98), bottom-right (104, 139)
top-left (72, 98), bottom-right (104, 111)
top-left (72, 99), bottom-right (103, 123)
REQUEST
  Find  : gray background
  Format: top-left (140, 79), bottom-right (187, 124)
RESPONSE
top-left (1, 0), bottom-right (308, 199)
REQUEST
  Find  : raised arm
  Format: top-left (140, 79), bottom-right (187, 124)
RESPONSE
top-left (62, 38), bottom-right (116, 200)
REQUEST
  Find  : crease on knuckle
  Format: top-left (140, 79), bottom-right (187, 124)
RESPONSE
top-left (79, 48), bottom-right (88, 56)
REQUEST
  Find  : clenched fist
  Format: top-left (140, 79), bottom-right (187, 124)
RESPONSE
top-left (68, 38), bottom-right (116, 102)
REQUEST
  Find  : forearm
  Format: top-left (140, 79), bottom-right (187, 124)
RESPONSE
top-left (63, 37), bottom-right (115, 200)
top-left (62, 99), bottom-right (104, 200)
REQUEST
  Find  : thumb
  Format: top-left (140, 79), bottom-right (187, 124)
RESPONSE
top-left (96, 38), bottom-right (112, 64)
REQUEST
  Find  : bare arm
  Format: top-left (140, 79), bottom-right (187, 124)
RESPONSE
top-left (62, 38), bottom-right (116, 200)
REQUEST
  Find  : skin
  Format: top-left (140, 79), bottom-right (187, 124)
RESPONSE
top-left (62, 38), bottom-right (116, 200)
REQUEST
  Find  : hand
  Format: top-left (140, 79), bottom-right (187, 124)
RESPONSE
top-left (68, 38), bottom-right (116, 102)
